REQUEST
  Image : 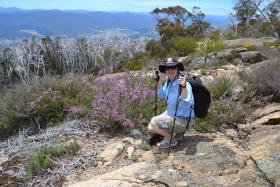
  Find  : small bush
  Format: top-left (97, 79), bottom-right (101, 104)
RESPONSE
top-left (139, 140), bottom-right (151, 151)
top-left (195, 100), bottom-right (246, 132)
top-left (131, 152), bottom-right (142, 162)
top-left (252, 58), bottom-right (280, 102)
top-left (0, 83), bottom-right (32, 137)
top-left (215, 59), bottom-right (228, 68)
top-left (173, 37), bottom-right (197, 56)
top-left (263, 41), bottom-right (280, 47)
top-left (33, 95), bottom-right (65, 126)
top-left (223, 30), bottom-right (241, 40)
top-left (201, 69), bottom-right (207, 75)
top-left (154, 153), bottom-right (168, 164)
top-left (237, 70), bottom-right (258, 104)
top-left (225, 50), bottom-right (239, 62)
top-left (209, 76), bottom-right (233, 100)
top-left (145, 40), bottom-right (168, 58)
top-left (0, 76), bottom-right (93, 138)
top-left (196, 37), bottom-right (225, 56)
top-left (26, 141), bottom-right (79, 177)
top-left (244, 44), bottom-right (257, 51)
top-left (120, 53), bottom-right (148, 71)
top-left (92, 72), bottom-right (154, 128)
top-left (237, 70), bottom-right (254, 85)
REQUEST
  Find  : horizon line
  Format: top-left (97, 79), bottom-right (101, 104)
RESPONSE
top-left (0, 6), bottom-right (229, 16)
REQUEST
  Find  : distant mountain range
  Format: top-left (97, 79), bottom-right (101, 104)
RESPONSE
top-left (0, 7), bottom-right (231, 40)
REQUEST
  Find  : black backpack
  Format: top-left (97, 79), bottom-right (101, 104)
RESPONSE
top-left (187, 75), bottom-right (211, 118)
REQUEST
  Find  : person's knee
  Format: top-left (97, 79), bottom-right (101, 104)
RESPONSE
top-left (148, 123), bottom-right (156, 131)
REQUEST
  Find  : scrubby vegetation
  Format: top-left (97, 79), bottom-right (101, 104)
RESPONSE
top-left (0, 2), bottom-right (280, 187)
top-left (173, 37), bottom-right (197, 56)
top-left (196, 33), bottom-right (225, 56)
top-left (0, 76), bottom-right (94, 138)
top-left (209, 76), bottom-right (234, 100)
top-left (239, 58), bottom-right (280, 103)
top-left (0, 70), bottom-right (167, 138)
top-left (92, 73), bottom-right (155, 128)
top-left (263, 41), bottom-right (280, 47)
top-left (253, 58), bottom-right (280, 101)
top-left (0, 2), bottom-right (279, 139)
top-left (195, 76), bottom-right (246, 132)
top-left (26, 140), bottom-right (79, 177)
top-left (195, 101), bottom-right (246, 132)
top-left (244, 44), bottom-right (257, 51)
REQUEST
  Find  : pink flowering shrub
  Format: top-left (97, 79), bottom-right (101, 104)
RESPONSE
top-left (92, 73), bottom-right (154, 128)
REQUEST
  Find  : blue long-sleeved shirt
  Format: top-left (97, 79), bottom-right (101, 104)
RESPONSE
top-left (157, 78), bottom-right (195, 118)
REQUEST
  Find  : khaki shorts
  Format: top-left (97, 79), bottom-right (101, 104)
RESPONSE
top-left (151, 113), bottom-right (195, 133)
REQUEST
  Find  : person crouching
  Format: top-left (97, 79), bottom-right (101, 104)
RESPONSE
top-left (148, 57), bottom-right (195, 149)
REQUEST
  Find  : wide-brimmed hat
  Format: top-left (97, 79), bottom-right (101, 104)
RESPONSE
top-left (159, 57), bottom-right (184, 73)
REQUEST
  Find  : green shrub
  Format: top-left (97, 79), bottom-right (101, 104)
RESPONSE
top-left (225, 50), bottom-right (239, 62)
top-left (125, 57), bottom-right (147, 71)
top-left (55, 80), bottom-right (93, 112)
top-left (115, 52), bottom-right (148, 72)
top-left (26, 141), bottom-right (79, 177)
top-left (244, 44), bottom-right (257, 51)
top-left (237, 70), bottom-right (254, 85)
top-left (237, 70), bottom-right (257, 104)
top-left (131, 152), bottom-right (142, 162)
top-left (209, 76), bottom-right (233, 100)
top-left (0, 83), bottom-right (33, 137)
top-left (173, 37), bottom-right (197, 56)
top-left (195, 100), bottom-right (245, 132)
top-left (0, 76), bottom-right (93, 138)
top-left (32, 95), bottom-right (65, 126)
top-left (139, 140), bottom-right (151, 151)
top-left (145, 40), bottom-right (168, 58)
top-left (223, 30), bottom-right (241, 40)
top-left (215, 59), bottom-right (228, 68)
top-left (154, 153), bottom-right (168, 164)
top-left (263, 41), bottom-right (280, 47)
top-left (196, 36), bottom-right (225, 56)
top-left (201, 69), bottom-right (207, 75)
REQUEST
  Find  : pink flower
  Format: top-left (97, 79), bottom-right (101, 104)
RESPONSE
top-left (92, 73), bottom-right (154, 128)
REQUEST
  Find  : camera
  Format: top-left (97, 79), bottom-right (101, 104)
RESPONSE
top-left (179, 71), bottom-right (184, 78)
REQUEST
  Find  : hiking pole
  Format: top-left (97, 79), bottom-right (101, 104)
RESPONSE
top-left (154, 70), bottom-right (160, 116)
top-left (168, 71), bottom-right (183, 155)
top-left (148, 70), bottom-right (164, 146)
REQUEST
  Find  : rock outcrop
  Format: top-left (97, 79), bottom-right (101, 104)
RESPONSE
top-left (68, 122), bottom-right (280, 187)
top-left (252, 103), bottom-right (280, 125)
top-left (238, 51), bottom-right (268, 64)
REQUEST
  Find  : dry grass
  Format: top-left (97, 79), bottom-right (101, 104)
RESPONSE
top-left (252, 58), bottom-right (280, 101)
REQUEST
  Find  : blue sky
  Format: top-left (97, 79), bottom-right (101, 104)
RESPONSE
top-left (0, 0), bottom-right (234, 15)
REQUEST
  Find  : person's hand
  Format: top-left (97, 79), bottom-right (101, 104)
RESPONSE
top-left (154, 70), bottom-right (161, 81)
top-left (178, 74), bottom-right (186, 88)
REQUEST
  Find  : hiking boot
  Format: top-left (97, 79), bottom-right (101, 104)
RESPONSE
top-left (175, 133), bottom-right (184, 141)
top-left (157, 137), bottom-right (177, 149)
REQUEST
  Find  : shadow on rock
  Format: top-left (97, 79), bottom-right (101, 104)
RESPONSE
top-left (173, 135), bottom-right (214, 155)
